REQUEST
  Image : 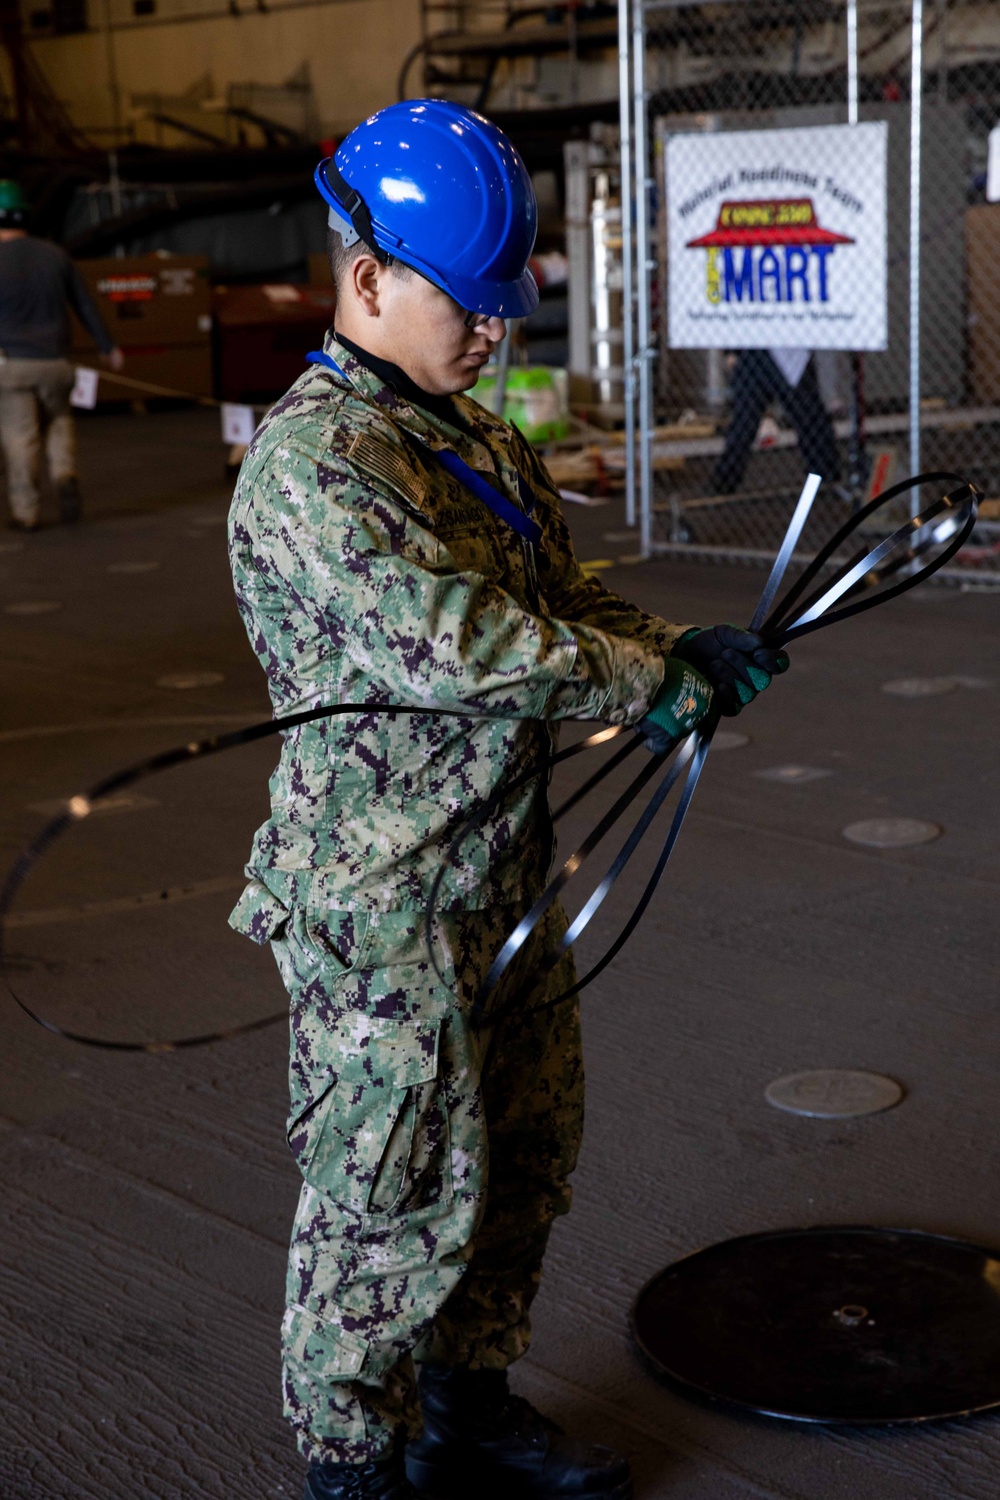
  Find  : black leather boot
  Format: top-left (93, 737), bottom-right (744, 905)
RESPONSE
top-left (304, 1451), bottom-right (419, 1499)
top-left (405, 1365), bottom-right (633, 1498)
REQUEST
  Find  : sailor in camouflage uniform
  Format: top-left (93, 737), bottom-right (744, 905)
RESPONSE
top-left (227, 100), bottom-right (786, 1500)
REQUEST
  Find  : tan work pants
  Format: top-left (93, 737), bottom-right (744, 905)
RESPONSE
top-left (0, 358), bottom-right (77, 524)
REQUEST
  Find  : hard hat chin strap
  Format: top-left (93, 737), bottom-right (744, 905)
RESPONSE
top-left (323, 158), bottom-right (390, 266)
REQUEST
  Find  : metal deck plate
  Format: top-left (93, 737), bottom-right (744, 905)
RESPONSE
top-left (882, 676), bottom-right (959, 697)
top-left (765, 1069), bottom-right (903, 1117)
top-left (632, 1226), bottom-right (1000, 1424)
top-left (842, 817), bottom-right (941, 848)
top-left (754, 765), bottom-right (832, 783)
top-left (155, 672), bottom-right (226, 690)
top-left (710, 730), bottom-right (750, 752)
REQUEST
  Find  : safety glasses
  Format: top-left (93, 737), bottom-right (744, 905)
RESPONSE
top-left (410, 263), bottom-right (494, 330)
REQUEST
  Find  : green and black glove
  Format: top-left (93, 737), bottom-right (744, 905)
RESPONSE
top-left (671, 624), bottom-right (789, 718)
top-left (637, 657), bottom-right (714, 755)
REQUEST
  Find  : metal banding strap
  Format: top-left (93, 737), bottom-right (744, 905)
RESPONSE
top-left (766, 478), bottom-right (977, 645)
top-left (0, 717), bottom-right (629, 1053)
top-left (471, 734), bottom-right (702, 1028)
top-left (461, 471), bottom-right (979, 1027)
top-left (750, 471), bottom-right (822, 633)
top-left (0, 472), bottom-right (980, 1052)
top-left (470, 744), bottom-right (675, 1017)
top-left (307, 352), bottom-right (544, 547)
top-left (423, 728), bottom-right (641, 990)
top-left (464, 469), bottom-right (825, 1025)
top-left (763, 472), bottom-right (975, 638)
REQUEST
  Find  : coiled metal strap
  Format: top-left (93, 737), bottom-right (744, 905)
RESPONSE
top-left (459, 470), bottom-right (978, 1028)
top-left (0, 472), bottom-right (979, 1050)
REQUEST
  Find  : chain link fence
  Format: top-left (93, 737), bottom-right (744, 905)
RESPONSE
top-left (627, 0), bottom-right (1000, 585)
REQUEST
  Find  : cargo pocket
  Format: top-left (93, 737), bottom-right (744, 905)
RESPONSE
top-left (228, 879), bottom-right (290, 945)
top-left (282, 1301), bottom-right (369, 1378)
top-left (302, 905), bottom-right (373, 976)
top-left (289, 1014), bottom-right (452, 1220)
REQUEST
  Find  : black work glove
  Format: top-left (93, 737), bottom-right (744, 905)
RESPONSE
top-left (671, 625), bottom-right (789, 718)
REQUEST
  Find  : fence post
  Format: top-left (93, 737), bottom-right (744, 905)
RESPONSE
top-left (617, 0), bottom-right (637, 530)
top-left (909, 0), bottom-right (924, 511)
top-left (633, 0), bottom-right (654, 560)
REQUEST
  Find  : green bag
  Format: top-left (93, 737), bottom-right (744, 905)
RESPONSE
top-left (473, 364), bottom-right (569, 444)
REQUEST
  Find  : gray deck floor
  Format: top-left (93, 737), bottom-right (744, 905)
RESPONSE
top-left (1, 407), bottom-right (998, 1499)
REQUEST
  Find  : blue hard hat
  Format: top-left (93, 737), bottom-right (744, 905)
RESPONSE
top-left (315, 99), bottom-right (539, 320)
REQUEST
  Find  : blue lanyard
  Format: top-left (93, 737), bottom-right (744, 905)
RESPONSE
top-left (307, 350), bottom-right (543, 547)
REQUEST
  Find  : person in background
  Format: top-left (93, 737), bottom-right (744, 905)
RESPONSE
top-left (0, 180), bottom-right (123, 532)
top-left (713, 347), bottom-right (841, 495)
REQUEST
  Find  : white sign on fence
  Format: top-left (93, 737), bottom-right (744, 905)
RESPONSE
top-left (987, 122), bottom-right (1000, 203)
top-left (666, 121), bottom-right (888, 351)
top-left (70, 366), bottom-right (99, 409)
top-left (220, 402), bottom-right (257, 446)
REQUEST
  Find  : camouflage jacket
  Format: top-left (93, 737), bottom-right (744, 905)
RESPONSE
top-left (227, 332), bottom-right (689, 923)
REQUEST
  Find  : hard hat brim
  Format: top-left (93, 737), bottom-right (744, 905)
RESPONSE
top-left (427, 261), bottom-right (540, 321)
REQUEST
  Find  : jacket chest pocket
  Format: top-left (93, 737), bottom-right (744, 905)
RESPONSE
top-left (288, 1015), bottom-right (452, 1222)
top-left (436, 522), bottom-right (506, 582)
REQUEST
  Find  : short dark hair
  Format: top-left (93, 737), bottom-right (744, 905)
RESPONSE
top-left (326, 226), bottom-right (412, 293)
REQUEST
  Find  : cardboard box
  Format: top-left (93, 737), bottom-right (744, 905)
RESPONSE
top-left (213, 283), bottom-right (336, 403)
top-left (71, 253), bottom-right (212, 351)
top-left (82, 343), bottom-right (215, 405)
top-left (967, 205), bottom-right (1000, 404)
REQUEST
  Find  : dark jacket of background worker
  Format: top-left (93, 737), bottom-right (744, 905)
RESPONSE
top-left (713, 347), bottom-right (841, 495)
top-left (0, 180), bottom-right (123, 532)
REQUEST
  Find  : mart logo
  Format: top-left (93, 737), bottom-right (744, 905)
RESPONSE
top-left (685, 198), bottom-right (854, 306)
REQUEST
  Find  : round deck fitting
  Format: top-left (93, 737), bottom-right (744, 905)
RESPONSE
top-left (710, 730), bottom-right (750, 752)
top-left (754, 765), bottom-right (831, 783)
top-left (843, 817), bottom-right (941, 848)
top-left (5, 601), bottom-right (61, 616)
top-left (882, 676), bottom-right (958, 697)
top-left (765, 1069), bottom-right (903, 1118)
top-left (155, 672), bottom-right (226, 690)
top-left (632, 1226), bottom-right (1000, 1424)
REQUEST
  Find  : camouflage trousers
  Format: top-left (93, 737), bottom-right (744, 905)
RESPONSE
top-left (269, 900), bottom-right (583, 1465)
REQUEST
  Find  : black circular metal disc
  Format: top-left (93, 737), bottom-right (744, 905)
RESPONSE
top-left (632, 1226), bottom-right (1000, 1425)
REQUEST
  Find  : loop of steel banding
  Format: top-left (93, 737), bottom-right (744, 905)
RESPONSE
top-left (465, 470), bottom-right (980, 1026)
top-left (0, 710), bottom-right (631, 1052)
top-left (0, 471), bottom-right (980, 1051)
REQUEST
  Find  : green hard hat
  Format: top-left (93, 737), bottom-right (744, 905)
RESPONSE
top-left (0, 180), bottom-right (27, 222)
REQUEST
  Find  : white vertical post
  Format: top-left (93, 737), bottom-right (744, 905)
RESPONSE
top-left (617, 0), bottom-right (636, 529)
top-left (633, 0), bottom-right (653, 559)
top-left (846, 0), bottom-right (861, 506)
top-left (909, 0), bottom-right (923, 511)
top-left (491, 317), bottom-right (516, 417)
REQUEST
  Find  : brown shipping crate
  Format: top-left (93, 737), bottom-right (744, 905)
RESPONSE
top-left (307, 251), bottom-right (333, 287)
top-left (967, 204), bottom-right (1000, 404)
top-left (83, 343), bottom-right (215, 404)
top-left (214, 283), bottom-right (336, 403)
top-left (71, 254), bottom-right (212, 350)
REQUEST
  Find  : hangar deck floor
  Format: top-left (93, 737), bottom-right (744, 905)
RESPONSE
top-left (0, 407), bottom-right (998, 1499)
